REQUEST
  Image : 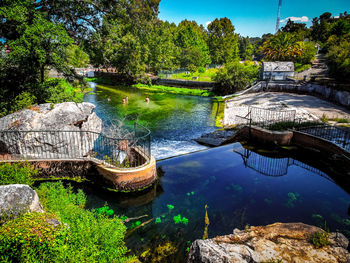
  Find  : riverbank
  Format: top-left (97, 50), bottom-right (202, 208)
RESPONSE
top-left (86, 77), bottom-right (214, 97)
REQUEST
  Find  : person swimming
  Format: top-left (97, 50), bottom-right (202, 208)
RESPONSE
top-left (145, 97), bottom-right (150, 103)
top-left (107, 97), bottom-right (111, 102)
top-left (122, 98), bottom-right (126, 104)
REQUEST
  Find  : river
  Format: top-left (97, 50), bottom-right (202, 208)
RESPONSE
top-left (84, 82), bottom-right (220, 159)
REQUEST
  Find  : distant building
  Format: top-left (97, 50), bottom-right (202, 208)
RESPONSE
top-left (261, 62), bottom-right (294, 81)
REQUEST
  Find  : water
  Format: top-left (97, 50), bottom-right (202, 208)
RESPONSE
top-left (84, 83), bottom-right (220, 159)
top-left (82, 143), bottom-right (350, 262)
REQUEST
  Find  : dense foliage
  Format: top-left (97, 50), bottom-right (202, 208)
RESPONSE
top-left (0, 181), bottom-right (133, 262)
top-left (0, 163), bottom-right (38, 186)
top-left (213, 62), bottom-right (260, 95)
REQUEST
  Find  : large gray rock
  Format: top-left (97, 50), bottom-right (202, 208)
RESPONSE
top-left (0, 102), bottom-right (102, 158)
top-left (188, 222), bottom-right (350, 263)
top-left (0, 184), bottom-right (43, 218)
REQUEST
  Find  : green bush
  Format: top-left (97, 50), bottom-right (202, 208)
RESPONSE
top-left (198, 67), bottom-right (206, 73)
top-left (36, 78), bottom-right (84, 104)
top-left (0, 162), bottom-right (38, 186)
top-left (213, 62), bottom-right (260, 95)
top-left (310, 231), bottom-right (330, 248)
top-left (0, 212), bottom-right (65, 262)
top-left (11, 91), bottom-right (36, 113)
top-left (36, 182), bottom-right (133, 262)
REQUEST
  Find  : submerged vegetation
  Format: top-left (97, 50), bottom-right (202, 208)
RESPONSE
top-left (132, 84), bottom-right (213, 97)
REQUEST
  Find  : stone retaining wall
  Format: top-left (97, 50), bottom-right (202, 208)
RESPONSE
top-left (244, 81), bottom-right (350, 108)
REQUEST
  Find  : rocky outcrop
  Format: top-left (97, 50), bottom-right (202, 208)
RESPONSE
top-left (188, 222), bottom-right (350, 263)
top-left (0, 184), bottom-right (43, 218)
top-left (0, 102), bottom-right (102, 158)
top-left (195, 129), bottom-right (236, 147)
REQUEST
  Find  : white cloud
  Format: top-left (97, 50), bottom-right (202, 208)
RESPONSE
top-left (205, 21), bottom-right (212, 27)
top-left (281, 16), bottom-right (309, 23)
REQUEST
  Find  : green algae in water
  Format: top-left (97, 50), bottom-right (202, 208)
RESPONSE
top-left (264, 198), bottom-right (272, 205)
top-left (285, 192), bottom-right (300, 208)
top-left (231, 184), bottom-right (243, 192)
top-left (167, 204), bottom-right (174, 211)
top-left (173, 214), bottom-right (189, 225)
top-left (155, 217), bottom-right (162, 224)
top-left (96, 206), bottom-right (114, 216)
top-left (131, 221), bottom-right (141, 229)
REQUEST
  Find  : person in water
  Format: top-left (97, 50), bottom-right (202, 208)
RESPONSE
top-left (125, 96), bottom-right (129, 103)
top-left (122, 98), bottom-right (126, 104)
top-left (145, 97), bottom-right (150, 103)
top-left (107, 97), bottom-right (111, 102)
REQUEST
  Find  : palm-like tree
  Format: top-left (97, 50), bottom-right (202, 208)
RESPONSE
top-left (260, 32), bottom-right (303, 61)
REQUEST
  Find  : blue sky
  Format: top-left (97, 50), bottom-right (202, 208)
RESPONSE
top-left (159, 0), bottom-right (349, 37)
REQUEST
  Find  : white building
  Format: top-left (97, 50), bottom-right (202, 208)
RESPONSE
top-left (261, 62), bottom-right (294, 81)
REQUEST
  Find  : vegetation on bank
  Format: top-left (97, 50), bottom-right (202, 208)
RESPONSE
top-left (132, 84), bottom-right (213, 97)
top-left (163, 68), bottom-right (218, 82)
top-left (0, 163), bottom-right (134, 262)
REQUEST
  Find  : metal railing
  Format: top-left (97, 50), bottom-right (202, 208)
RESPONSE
top-left (0, 123), bottom-right (151, 169)
top-left (235, 106), bottom-right (296, 129)
top-left (234, 147), bottom-right (334, 181)
top-left (297, 125), bottom-right (350, 152)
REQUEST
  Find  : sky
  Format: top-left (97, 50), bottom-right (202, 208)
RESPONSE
top-left (158, 0), bottom-right (349, 37)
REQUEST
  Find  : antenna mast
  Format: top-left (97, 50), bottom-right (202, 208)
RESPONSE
top-left (275, 0), bottom-right (282, 33)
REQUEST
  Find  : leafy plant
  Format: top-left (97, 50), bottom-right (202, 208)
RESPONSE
top-left (173, 214), bottom-right (189, 225)
top-left (0, 162), bottom-right (38, 186)
top-left (0, 212), bottom-right (65, 263)
top-left (310, 231), bottom-right (330, 248)
top-left (36, 182), bottom-right (133, 262)
top-left (96, 205), bottom-right (115, 216)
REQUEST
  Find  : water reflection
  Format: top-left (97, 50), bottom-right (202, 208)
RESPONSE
top-left (234, 146), bottom-right (335, 183)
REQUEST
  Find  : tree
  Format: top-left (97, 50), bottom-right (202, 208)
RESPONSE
top-left (207, 18), bottom-right (239, 64)
top-left (213, 61), bottom-right (260, 95)
top-left (260, 32), bottom-right (303, 61)
top-left (281, 19), bottom-right (310, 41)
top-left (175, 20), bottom-right (211, 68)
top-left (66, 45), bottom-right (90, 68)
top-left (238, 36), bottom-right (254, 60)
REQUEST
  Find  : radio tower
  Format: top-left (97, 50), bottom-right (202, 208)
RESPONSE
top-left (275, 0), bottom-right (282, 33)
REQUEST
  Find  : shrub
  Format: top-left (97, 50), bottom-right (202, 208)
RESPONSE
top-left (310, 231), bottom-right (330, 248)
top-left (198, 67), bottom-right (206, 73)
top-left (11, 92), bottom-right (36, 113)
top-left (213, 62), bottom-right (259, 95)
top-left (36, 182), bottom-right (133, 262)
top-left (0, 162), bottom-right (38, 186)
top-left (0, 212), bottom-right (65, 262)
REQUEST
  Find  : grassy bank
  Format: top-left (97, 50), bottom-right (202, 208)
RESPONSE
top-left (132, 83), bottom-right (213, 97)
top-left (86, 77), bottom-right (214, 97)
top-left (163, 68), bottom-right (218, 82)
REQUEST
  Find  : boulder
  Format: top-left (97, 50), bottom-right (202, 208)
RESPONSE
top-left (0, 184), bottom-right (43, 218)
top-left (188, 222), bottom-right (350, 263)
top-left (0, 102), bottom-right (102, 158)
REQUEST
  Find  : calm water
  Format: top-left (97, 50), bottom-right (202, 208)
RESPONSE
top-left (83, 143), bottom-right (350, 262)
top-left (84, 83), bottom-right (220, 159)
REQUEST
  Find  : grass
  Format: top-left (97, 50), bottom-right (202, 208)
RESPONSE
top-left (166, 68), bottom-right (218, 82)
top-left (295, 63), bottom-right (312, 73)
top-left (132, 83), bottom-right (213, 97)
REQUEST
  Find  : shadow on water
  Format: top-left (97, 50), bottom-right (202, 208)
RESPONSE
top-left (77, 142), bottom-right (350, 262)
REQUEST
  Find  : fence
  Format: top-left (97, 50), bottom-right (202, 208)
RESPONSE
top-left (0, 122), bottom-right (151, 169)
top-left (234, 147), bottom-right (334, 180)
top-left (235, 106), bottom-right (296, 129)
top-left (297, 125), bottom-right (350, 152)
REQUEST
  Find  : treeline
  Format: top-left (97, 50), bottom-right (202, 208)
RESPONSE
top-left (0, 0), bottom-right (349, 115)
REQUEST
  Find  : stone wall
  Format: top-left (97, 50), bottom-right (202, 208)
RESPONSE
top-left (243, 81), bottom-right (350, 109)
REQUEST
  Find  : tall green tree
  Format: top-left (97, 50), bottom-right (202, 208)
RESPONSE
top-left (260, 32), bottom-right (303, 61)
top-left (175, 20), bottom-right (211, 68)
top-left (238, 36), bottom-right (254, 60)
top-left (207, 18), bottom-right (239, 64)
